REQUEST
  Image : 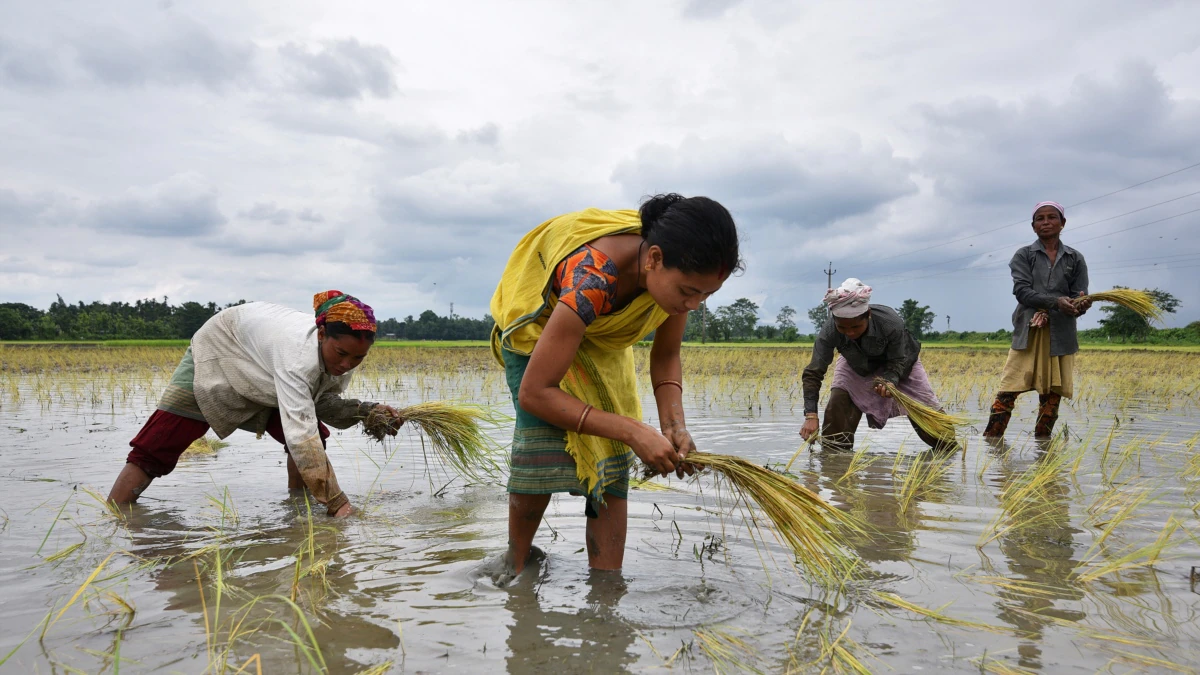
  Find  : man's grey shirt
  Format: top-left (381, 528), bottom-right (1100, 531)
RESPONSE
top-left (802, 304), bottom-right (920, 414)
top-left (1008, 239), bottom-right (1089, 356)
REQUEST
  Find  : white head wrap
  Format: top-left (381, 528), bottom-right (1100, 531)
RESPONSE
top-left (824, 278), bottom-right (873, 318)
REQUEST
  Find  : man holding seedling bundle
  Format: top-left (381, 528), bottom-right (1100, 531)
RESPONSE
top-left (799, 278), bottom-right (954, 452)
top-left (106, 291), bottom-right (405, 517)
top-left (984, 201), bottom-right (1091, 440)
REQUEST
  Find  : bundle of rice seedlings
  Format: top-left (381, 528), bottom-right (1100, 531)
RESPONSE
top-left (657, 452), bottom-right (862, 583)
top-left (1074, 288), bottom-right (1163, 323)
top-left (874, 378), bottom-right (967, 445)
top-left (364, 401), bottom-right (501, 481)
top-left (183, 435), bottom-right (229, 456)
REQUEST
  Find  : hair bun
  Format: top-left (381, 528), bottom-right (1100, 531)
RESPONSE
top-left (639, 193), bottom-right (686, 234)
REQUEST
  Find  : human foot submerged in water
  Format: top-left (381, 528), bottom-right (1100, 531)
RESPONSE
top-left (484, 545), bottom-right (546, 588)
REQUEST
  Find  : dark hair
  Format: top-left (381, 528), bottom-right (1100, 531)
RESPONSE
top-left (639, 193), bottom-right (742, 277)
top-left (324, 321), bottom-right (376, 343)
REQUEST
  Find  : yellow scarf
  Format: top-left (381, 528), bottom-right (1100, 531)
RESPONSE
top-left (490, 208), bottom-right (670, 498)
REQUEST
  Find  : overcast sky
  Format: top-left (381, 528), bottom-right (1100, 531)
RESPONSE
top-left (2, 0), bottom-right (1198, 331)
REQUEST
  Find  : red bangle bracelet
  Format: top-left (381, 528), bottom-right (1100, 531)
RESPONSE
top-left (653, 380), bottom-right (683, 394)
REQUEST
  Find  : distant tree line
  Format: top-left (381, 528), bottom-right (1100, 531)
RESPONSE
top-left (0, 296), bottom-right (495, 341)
top-left (1, 288), bottom-right (1192, 344)
top-left (677, 286), bottom-right (1195, 345)
top-left (0, 296), bottom-right (241, 340)
top-left (376, 311), bottom-right (494, 340)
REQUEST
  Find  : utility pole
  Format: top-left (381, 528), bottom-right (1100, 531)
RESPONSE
top-left (822, 262), bottom-right (837, 319)
top-left (823, 262), bottom-right (837, 290)
top-left (449, 302), bottom-right (454, 319)
top-left (700, 301), bottom-right (707, 344)
top-left (947, 315), bottom-right (951, 332)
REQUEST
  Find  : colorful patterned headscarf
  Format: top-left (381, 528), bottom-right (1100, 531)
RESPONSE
top-left (824, 278), bottom-right (873, 318)
top-left (1032, 201), bottom-right (1065, 219)
top-left (313, 290), bottom-right (377, 332)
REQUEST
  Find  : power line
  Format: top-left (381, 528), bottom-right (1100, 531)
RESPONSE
top-left (920, 250), bottom-right (1200, 277)
top-left (883, 207), bottom-right (1200, 285)
top-left (871, 191), bottom-right (1200, 282)
top-left (876, 205), bottom-right (1200, 284)
top-left (961, 261), bottom-right (1200, 281)
top-left (854, 159), bottom-right (1200, 267)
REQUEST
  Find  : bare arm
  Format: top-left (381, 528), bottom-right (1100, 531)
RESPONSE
top-left (518, 303), bottom-right (679, 475)
top-left (650, 313), bottom-right (696, 476)
top-left (801, 322), bottom-right (836, 414)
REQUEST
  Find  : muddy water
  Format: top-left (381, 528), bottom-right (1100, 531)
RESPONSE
top-left (1, 351), bottom-right (1198, 674)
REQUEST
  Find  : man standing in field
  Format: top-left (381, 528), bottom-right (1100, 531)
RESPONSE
top-left (983, 201), bottom-right (1092, 440)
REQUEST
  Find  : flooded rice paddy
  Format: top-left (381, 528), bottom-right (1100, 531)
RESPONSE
top-left (0, 345), bottom-right (1198, 674)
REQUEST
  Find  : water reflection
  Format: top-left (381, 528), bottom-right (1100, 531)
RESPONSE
top-left (505, 567), bottom-right (637, 674)
top-left (809, 446), bottom-right (958, 564)
top-left (122, 501), bottom-right (401, 672)
top-left (988, 439), bottom-right (1084, 671)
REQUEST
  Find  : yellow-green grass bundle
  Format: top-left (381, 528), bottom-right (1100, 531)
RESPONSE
top-left (365, 401), bottom-right (501, 481)
top-left (875, 379), bottom-right (967, 445)
top-left (665, 452), bottom-right (863, 583)
top-left (1074, 288), bottom-right (1163, 323)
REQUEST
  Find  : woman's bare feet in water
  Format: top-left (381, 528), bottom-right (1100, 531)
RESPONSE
top-left (489, 545), bottom-right (545, 587)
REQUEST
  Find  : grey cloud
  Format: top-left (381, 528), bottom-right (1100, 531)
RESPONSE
top-left (612, 134), bottom-right (918, 227)
top-left (73, 21), bottom-right (254, 89)
top-left (278, 38), bottom-right (398, 99)
top-left (44, 247), bottom-right (138, 269)
top-left (82, 173), bottom-right (226, 237)
top-left (240, 202), bottom-right (292, 225)
top-left (238, 202), bottom-right (325, 225)
top-left (455, 123), bottom-right (500, 146)
top-left (201, 226), bottom-right (345, 257)
top-left (0, 188), bottom-right (75, 228)
top-left (0, 189), bottom-right (51, 225)
top-left (914, 62), bottom-right (1200, 206)
top-left (297, 208), bottom-right (324, 223)
top-left (202, 206), bottom-right (341, 256)
top-left (261, 108), bottom-right (499, 179)
top-left (0, 39), bottom-right (65, 88)
top-left (368, 224), bottom-right (508, 314)
top-left (370, 160), bottom-right (602, 311)
top-left (375, 160), bottom-right (589, 230)
top-left (681, 0), bottom-right (743, 19)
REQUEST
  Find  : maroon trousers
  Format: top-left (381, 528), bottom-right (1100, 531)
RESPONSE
top-left (127, 409), bottom-right (330, 478)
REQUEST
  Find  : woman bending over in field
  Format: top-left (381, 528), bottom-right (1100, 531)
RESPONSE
top-left (799, 279), bottom-right (955, 453)
top-left (491, 194), bottom-right (741, 580)
top-left (107, 291), bottom-right (404, 517)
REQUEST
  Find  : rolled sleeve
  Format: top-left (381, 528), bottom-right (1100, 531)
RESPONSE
top-left (802, 325), bottom-right (837, 414)
top-left (275, 368), bottom-right (345, 515)
top-left (315, 393), bottom-right (374, 430)
top-left (1068, 253), bottom-right (1089, 297)
top-left (879, 327), bottom-right (907, 385)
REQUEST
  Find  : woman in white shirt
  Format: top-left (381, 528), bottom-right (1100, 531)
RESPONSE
top-left (106, 291), bottom-right (403, 517)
